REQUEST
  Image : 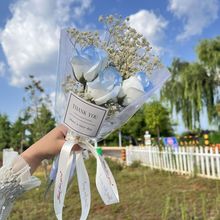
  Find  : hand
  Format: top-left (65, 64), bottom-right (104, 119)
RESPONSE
top-left (21, 124), bottom-right (81, 174)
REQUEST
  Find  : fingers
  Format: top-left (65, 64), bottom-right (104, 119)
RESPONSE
top-left (56, 124), bottom-right (68, 137)
top-left (55, 125), bottom-right (83, 152)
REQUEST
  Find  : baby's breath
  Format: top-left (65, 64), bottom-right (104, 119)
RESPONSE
top-left (67, 15), bottom-right (161, 79)
top-left (62, 75), bottom-right (84, 95)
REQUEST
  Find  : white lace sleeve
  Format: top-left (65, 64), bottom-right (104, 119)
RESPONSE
top-left (0, 156), bottom-right (41, 220)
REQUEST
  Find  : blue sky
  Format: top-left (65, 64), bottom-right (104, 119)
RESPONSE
top-left (0, 0), bottom-right (219, 133)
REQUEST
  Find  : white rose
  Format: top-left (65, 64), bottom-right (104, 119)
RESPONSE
top-left (71, 46), bottom-right (108, 82)
top-left (86, 67), bottom-right (122, 105)
top-left (118, 72), bottom-right (152, 106)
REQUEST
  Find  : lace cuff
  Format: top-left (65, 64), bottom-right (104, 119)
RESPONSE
top-left (0, 156), bottom-right (41, 220)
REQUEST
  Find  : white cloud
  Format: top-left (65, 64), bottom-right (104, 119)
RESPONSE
top-left (0, 0), bottom-right (92, 87)
top-left (0, 62), bottom-right (6, 76)
top-left (128, 10), bottom-right (168, 55)
top-left (168, 0), bottom-right (219, 41)
top-left (72, 0), bottom-right (92, 18)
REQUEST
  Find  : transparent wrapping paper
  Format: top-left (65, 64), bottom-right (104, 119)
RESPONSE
top-left (55, 29), bottom-right (170, 141)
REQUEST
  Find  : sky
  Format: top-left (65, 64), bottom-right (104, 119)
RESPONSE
top-left (0, 0), bottom-right (219, 133)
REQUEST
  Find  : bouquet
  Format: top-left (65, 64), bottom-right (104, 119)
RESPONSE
top-left (52, 15), bottom-right (170, 220)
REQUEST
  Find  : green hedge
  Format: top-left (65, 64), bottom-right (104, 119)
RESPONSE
top-left (210, 131), bottom-right (220, 144)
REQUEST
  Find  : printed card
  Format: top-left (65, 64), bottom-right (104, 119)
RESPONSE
top-left (63, 92), bottom-right (108, 138)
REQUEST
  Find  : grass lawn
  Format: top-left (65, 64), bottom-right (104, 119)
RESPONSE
top-left (9, 157), bottom-right (220, 220)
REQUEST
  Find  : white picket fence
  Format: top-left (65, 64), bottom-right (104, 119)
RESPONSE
top-left (126, 146), bottom-right (220, 179)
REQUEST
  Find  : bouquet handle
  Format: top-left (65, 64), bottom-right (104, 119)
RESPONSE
top-left (54, 139), bottom-right (119, 220)
top-left (54, 139), bottom-right (91, 220)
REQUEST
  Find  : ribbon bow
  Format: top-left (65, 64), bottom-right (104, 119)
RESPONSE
top-left (53, 138), bottom-right (119, 220)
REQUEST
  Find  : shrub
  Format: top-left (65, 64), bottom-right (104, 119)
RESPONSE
top-left (130, 160), bottom-right (141, 168)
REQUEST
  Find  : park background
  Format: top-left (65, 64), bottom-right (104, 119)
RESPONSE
top-left (0, 0), bottom-right (220, 219)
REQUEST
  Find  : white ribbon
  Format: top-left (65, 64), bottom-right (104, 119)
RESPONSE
top-left (54, 140), bottom-right (74, 220)
top-left (76, 151), bottom-right (91, 220)
top-left (54, 139), bottom-right (119, 220)
top-left (84, 141), bottom-right (119, 205)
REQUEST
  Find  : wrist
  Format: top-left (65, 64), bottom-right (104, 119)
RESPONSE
top-left (20, 144), bottom-right (43, 174)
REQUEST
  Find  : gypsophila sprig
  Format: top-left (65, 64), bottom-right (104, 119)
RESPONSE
top-left (67, 28), bottom-right (100, 48)
top-left (99, 15), bottom-right (162, 78)
top-left (67, 15), bottom-right (161, 79)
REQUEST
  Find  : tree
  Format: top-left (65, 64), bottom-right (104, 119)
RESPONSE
top-left (23, 74), bottom-right (46, 120)
top-left (144, 101), bottom-right (173, 141)
top-left (161, 57), bottom-right (218, 130)
top-left (121, 107), bottom-right (147, 139)
top-left (30, 104), bottom-right (55, 143)
top-left (197, 37), bottom-right (220, 116)
top-left (22, 75), bottom-right (55, 145)
top-left (179, 62), bottom-right (216, 126)
top-left (104, 107), bottom-right (147, 146)
top-left (197, 37), bottom-right (220, 128)
top-left (0, 114), bottom-right (11, 150)
top-left (104, 103), bottom-right (173, 146)
top-left (10, 117), bottom-right (28, 152)
top-left (196, 36), bottom-right (220, 85)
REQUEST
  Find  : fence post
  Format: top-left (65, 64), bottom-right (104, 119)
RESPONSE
top-left (151, 147), bottom-right (155, 168)
top-left (149, 147), bottom-right (153, 169)
top-left (205, 147), bottom-right (210, 177)
top-left (158, 147), bottom-right (162, 170)
top-left (179, 147), bottom-right (183, 174)
top-left (210, 148), bottom-right (215, 178)
top-left (164, 147), bottom-right (169, 171)
top-left (189, 147), bottom-right (195, 176)
top-left (175, 148), bottom-right (180, 173)
top-left (216, 147), bottom-right (220, 178)
top-left (162, 148), bottom-right (166, 170)
top-left (195, 147), bottom-right (200, 175)
top-left (155, 147), bottom-right (158, 168)
top-left (169, 147), bottom-right (174, 172)
top-left (183, 147), bottom-right (187, 174)
top-left (125, 147), bottom-right (130, 166)
top-left (200, 147), bottom-right (205, 176)
top-left (186, 147), bottom-right (191, 175)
